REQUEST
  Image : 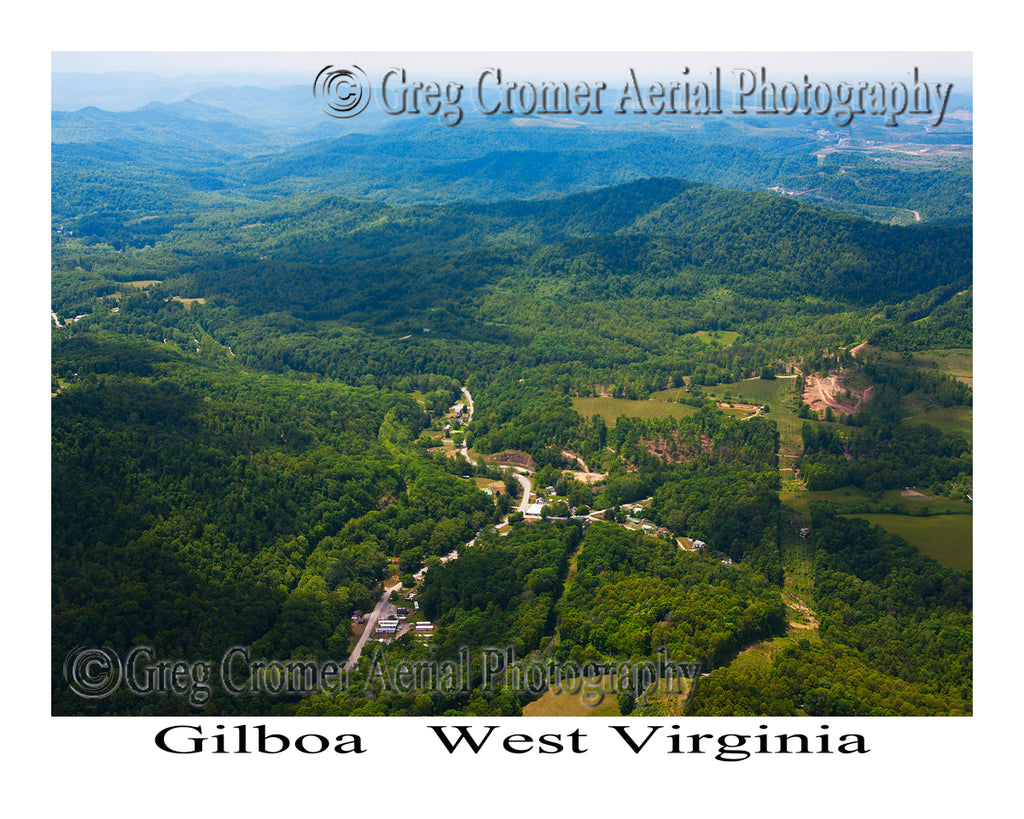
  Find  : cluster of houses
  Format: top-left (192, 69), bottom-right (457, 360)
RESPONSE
top-left (449, 401), bottom-right (470, 426)
top-left (523, 485), bottom-right (591, 521)
top-left (367, 595), bottom-right (433, 643)
top-left (623, 513), bottom-right (671, 537)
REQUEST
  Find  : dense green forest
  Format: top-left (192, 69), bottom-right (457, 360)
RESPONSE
top-left (52, 77), bottom-right (972, 717)
top-left (689, 510), bottom-right (971, 715)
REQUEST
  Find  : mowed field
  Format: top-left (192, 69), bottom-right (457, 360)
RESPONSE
top-left (844, 513), bottom-right (972, 571)
top-left (572, 397), bottom-right (698, 426)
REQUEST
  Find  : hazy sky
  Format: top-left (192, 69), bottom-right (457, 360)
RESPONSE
top-left (51, 51), bottom-right (972, 82)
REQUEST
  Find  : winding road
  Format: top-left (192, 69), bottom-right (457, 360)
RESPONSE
top-left (513, 470), bottom-right (532, 515)
top-left (458, 386), bottom-right (474, 459)
top-left (348, 386), bottom-right (479, 670)
top-left (347, 384), bottom-right (543, 668)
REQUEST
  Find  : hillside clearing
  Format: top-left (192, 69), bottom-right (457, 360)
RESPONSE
top-left (571, 397), bottom-right (699, 426)
top-left (844, 513), bottom-right (972, 571)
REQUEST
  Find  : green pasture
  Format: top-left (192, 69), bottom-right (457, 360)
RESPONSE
top-left (781, 486), bottom-right (873, 517)
top-left (707, 377), bottom-right (794, 405)
top-left (572, 397), bottom-right (699, 426)
top-left (782, 486), bottom-right (972, 518)
top-left (904, 405), bottom-right (972, 439)
top-left (915, 348), bottom-right (973, 387)
top-left (845, 513), bottom-right (972, 571)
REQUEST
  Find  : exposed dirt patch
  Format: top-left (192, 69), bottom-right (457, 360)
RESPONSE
top-left (803, 372), bottom-right (873, 416)
top-left (783, 592), bottom-right (819, 631)
top-left (561, 450), bottom-right (588, 470)
top-left (486, 450), bottom-right (536, 471)
top-left (718, 401), bottom-right (763, 417)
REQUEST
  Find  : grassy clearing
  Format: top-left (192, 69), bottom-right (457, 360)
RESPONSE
top-left (878, 489), bottom-right (972, 513)
top-left (572, 397), bottom-right (698, 427)
top-left (172, 296), bottom-right (206, 309)
top-left (694, 330), bottom-right (741, 346)
top-left (781, 486), bottom-right (874, 517)
top-left (717, 405), bottom-right (758, 419)
top-left (729, 632), bottom-right (813, 675)
top-left (705, 378), bottom-right (814, 456)
top-left (718, 569), bottom-right (820, 687)
top-left (698, 377), bottom-right (815, 457)
top-left (522, 674), bottom-right (696, 716)
top-left (915, 348), bottom-right (973, 387)
top-left (844, 513), bottom-right (972, 571)
top-left (781, 526), bottom-right (816, 604)
top-left (521, 675), bottom-right (625, 717)
top-left (868, 346), bottom-right (973, 389)
top-left (123, 279), bottom-right (163, 289)
top-left (653, 377), bottom-right (794, 408)
top-left (705, 377), bottom-right (793, 405)
top-left (648, 387), bottom-right (692, 402)
top-left (904, 405), bottom-right (972, 439)
top-left (781, 486), bottom-right (971, 518)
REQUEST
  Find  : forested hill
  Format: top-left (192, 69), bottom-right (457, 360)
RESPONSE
top-left (52, 74), bottom-right (972, 718)
top-left (53, 87), bottom-right (973, 228)
top-left (118, 177), bottom-right (971, 332)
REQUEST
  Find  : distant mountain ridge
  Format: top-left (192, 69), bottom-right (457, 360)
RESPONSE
top-left (51, 80), bottom-right (973, 231)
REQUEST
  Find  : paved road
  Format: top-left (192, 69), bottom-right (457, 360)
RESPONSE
top-left (349, 384), bottom-right (536, 665)
top-left (513, 469), bottom-right (532, 514)
top-left (459, 387), bottom-right (474, 459)
top-left (345, 580), bottom-right (402, 670)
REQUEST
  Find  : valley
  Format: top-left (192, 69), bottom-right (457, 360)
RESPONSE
top-left (51, 68), bottom-right (973, 718)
